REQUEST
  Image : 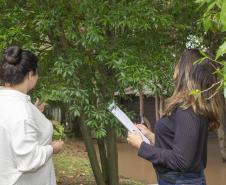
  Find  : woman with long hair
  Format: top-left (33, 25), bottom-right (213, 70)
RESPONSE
top-left (0, 46), bottom-right (64, 185)
top-left (127, 49), bottom-right (223, 185)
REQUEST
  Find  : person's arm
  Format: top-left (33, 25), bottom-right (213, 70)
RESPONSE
top-left (138, 109), bottom-right (201, 172)
top-left (11, 119), bottom-right (53, 172)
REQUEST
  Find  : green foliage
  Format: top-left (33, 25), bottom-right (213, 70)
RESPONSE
top-left (189, 89), bottom-right (202, 100)
top-left (189, 89), bottom-right (201, 96)
top-left (196, 0), bottom-right (222, 32)
top-left (220, 0), bottom-right (226, 31)
top-left (216, 41), bottom-right (226, 59)
top-left (0, 0), bottom-right (201, 137)
top-left (52, 120), bottom-right (66, 140)
top-left (196, 0), bottom-right (226, 44)
top-left (197, 0), bottom-right (226, 96)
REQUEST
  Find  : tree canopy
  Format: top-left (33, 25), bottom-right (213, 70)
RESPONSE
top-left (0, 1), bottom-right (206, 184)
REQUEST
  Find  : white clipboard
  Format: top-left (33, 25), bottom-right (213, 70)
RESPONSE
top-left (108, 102), bottom-right (151, 144)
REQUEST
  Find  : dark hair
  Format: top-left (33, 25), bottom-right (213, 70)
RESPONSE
top-left (0, 46), bottom-right (38, 85)
top-left (163, 49), bottom-right (223, 130)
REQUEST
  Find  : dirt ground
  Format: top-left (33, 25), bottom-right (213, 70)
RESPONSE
top-left (54, 138), bottom-right (94, 185)
top-left (54, 138), bottom-right (142, 185)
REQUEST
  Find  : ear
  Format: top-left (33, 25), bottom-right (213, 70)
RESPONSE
top-left (27, 71), bottom-right (34, 80)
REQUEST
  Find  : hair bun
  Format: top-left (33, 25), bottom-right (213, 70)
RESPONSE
top-left (4, 46), bottom-right (22, 65)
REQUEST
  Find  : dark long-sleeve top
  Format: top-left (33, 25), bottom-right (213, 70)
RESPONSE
top-left (138, 107), bottom-right (209, 173)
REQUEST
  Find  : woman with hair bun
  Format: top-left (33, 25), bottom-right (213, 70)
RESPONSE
top-left (127, 49), bottom-right (223, 185)
top-left (0, 46), bottom-right (64, 185)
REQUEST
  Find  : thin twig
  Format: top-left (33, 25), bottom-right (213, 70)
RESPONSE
top-left (201, 80), bottom-right (222, 93)
top-left (206, 90), bottom-right (220, 100)
top-left (204, 80), bottom-right (223, 100)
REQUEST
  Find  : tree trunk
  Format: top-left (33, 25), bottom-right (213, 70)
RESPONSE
top-left (97, 138), bottom-right (109, 184)
top-left (144, 116), bottom-right (152, 130)
top-left (106, 125), bottom-right (119, 185)
top-left (51, 107), bottom-right (62, 122)
top-left (79, 118), bottom-right (106, 185)
top-left (217, 98), bottom-right (226, 162)
top-left (159, 98), bottom-right (164, 117)
top-left (155, 96), bottom-right (160, 121)
top-left (217, 123), bottom-right (226, 162)
top-left (139, 90), bottom-right (151, 129)
top-left (139, 91), bottom-right (144, 123)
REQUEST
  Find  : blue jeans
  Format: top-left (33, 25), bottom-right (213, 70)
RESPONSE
top-left (157, 171), bottom-right (206, 185)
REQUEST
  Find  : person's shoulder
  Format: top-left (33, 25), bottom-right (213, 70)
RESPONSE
top-left (174, 106), bottom-right (205, 122)
top-left (176, 106), bottom-right (193, 113)
top-left (174, 107), bottom-right (210, 132)
top-left (3, 98), bottom-right (32, 120)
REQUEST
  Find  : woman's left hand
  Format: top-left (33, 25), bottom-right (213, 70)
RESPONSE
top-left (34, 98), bottom-right (46, 113)
top-left (127, 131), bottom-right (143, 149)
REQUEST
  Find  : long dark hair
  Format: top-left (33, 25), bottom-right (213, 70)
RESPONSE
top-left (0, 46), bottom-right (38, 85)
top-left (163, 49), bottom-right (223, 130)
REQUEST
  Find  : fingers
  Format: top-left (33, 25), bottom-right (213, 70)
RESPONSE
top-left (127, 131), bottom-right (132, 138)
top-left (127, 131), bottom-right (143, 149)
top-left (136, 125), bottom-right (146, 132)
top-left (136, 124), bottom-right (149, 135)
top-left (134, 130), bottom-right (142, 138)
top-left (34, 97), bottom-right (40, 106)
top-left (127, 134), bottom-right (130, 143)
top-left (127, 130), bottom-right (141, 139)
top-left (34, 97), bottom-right (47, 112)
top-left (35, 97), bottom-right (43, 107)
top-left (52, 140), bottom-right (64, 147)
top-left (52, 140), bottom-right (64, 154)
top-left (127, 132), bottom-right (133, 143)
top-left (136, 124), bottom-right (147, 129)
top-left (38, 104), bottom-right (45, 112)
top-left (34, 97), bottom-right (46, 106)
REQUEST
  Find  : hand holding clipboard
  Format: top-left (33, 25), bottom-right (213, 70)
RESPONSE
top-left (108, 102), bottom-right (153, 145)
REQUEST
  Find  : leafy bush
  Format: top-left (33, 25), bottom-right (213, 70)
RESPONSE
top-left (51, 120), bottom-right (66, 140)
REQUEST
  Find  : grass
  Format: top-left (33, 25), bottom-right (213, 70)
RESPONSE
top-left (53, 140), bottom-right (145, 185)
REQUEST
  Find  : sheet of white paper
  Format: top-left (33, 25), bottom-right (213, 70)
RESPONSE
top-left (108, 102), bottom-right (151, 144)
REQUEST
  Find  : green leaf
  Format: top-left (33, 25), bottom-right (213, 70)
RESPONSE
top-left (189, 89), bottom-right (201, 96)
top-left (220, 0), bottom-right (226, 31)
top-left (216, 41), bottom-right (226, 59)
top-left (52, 121), bottom-right (66, 140)
top-left (203, 17), bottom-right (212, 32)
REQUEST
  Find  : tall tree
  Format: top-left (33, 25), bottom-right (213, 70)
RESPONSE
top-left (0, 0), bottom-right (202, 183)
top-left (196, 0), bottom-right (226, 161)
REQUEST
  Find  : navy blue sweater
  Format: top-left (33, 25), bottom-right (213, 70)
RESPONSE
top-left (138, 107), bottom-right (209, 173)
